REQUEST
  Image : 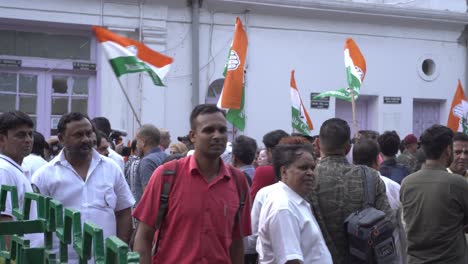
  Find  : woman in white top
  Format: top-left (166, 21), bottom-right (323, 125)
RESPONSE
top-left (257, 139), bottom-right (332, 264)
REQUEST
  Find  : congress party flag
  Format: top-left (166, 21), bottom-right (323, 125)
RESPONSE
top-left (93, 26), bottom-right (173, 86)
top-left (290, 70), bottom-right (313, 134)
top-left (448, 80), bottom-right (468, 134)
top-left (217, 17), bottom-right (248, 131)
top-left (313, 38), bottom-right (366, 102)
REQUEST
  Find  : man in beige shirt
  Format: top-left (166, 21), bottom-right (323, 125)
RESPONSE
top-left (401, 125), bottom-right (468, 263)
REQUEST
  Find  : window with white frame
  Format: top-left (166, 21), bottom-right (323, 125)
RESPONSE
top-left (50, 75), bottom-right (91, 135)
top-left (0, 27), bottom-right (96, 138)
top-left (0, 72), bottom-right (39, 126)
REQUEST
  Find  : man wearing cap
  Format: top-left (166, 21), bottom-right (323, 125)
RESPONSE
top-left (447, 132), bottom-right (468, 181)
top-left (397, 134), bottom-right (418, 173)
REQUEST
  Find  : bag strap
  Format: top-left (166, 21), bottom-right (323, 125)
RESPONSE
top-left (152, 159), bottom-right (178, 255)
top-left (229, 166), bottom-right (246, 237)
top-left (360, 165), bottom-right (376, 208)
top-left (154, 159), bottom-right (179, 229)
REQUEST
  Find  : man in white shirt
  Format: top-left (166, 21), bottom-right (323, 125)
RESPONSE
top-left (108, 148), bottom-right (125, 172)
top-left (246, 182), bottom-right (280, 254)
top-left (22, 131), bottom-right (48, 179)
top-left (91, 117), bottom-right (125, 172)
top-left (32, 112), bottom-right (134, 263)
top-left (257, 143), bottom-right (332, 264)
top-left (0, 111), bottom-right (42, 247)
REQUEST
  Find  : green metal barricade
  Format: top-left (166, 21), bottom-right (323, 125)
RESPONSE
top-left (0, 185), bottom-right (139, 264)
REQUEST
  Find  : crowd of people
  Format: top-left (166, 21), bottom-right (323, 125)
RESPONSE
top-left (0, 104), bottom-right (467, 264)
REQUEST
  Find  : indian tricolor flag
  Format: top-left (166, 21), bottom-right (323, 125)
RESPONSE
top-left (313, 38), bottom-right (366, 102)
top-left (447, 80), bottom-right (468, 133)
top-left (344, 38), bottom-right (366, 98)
top-left (93, 26), bottom-right (173, 86)
top-left (217, 17), bottom-right (248, 131)
top-left (290, 70), bottom-right (313, 135)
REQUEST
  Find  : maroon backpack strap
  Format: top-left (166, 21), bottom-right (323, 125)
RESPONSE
top-left (229, 166), bottom-right (246, 237)
top-left (152, 159), bottom-right (178, 255)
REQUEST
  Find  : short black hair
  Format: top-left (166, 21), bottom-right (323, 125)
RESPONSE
top-left (414, 148), bottom-right (426, 171)
top-left (57, 112), bottom-right (91, 135)
top-left (131, 139), bottom-right (137, 152)
top-left (95, 130), bottom-right (108, 148)
top-left (290, 132), bottom-right (314, 144)
top-left (453, 132), bottom-right (468, 143)
top-left (420, 125), bottom-right (453, 160)
top-left (378, 131), bottom-right (400, 157)
top-left (358, 130), bottom-right (379, 141)
top-left (353, 139), bottom-right (380, 167)
top-left (232, 135), bottom-right (258, 165)
top-left (0, 111), bottom-right (34, 135)
top-left (91, 117), bottom-right (112, 137)
top-left (272, 143), bottom-right (314, 181)
top-left (319, 118), bottom-right (350, 152)
top-left (263, 130), bottom-right (289, 149)
top-left (190, 104), bottom-right (226, 129)
top-left (31, 131), bottom-right (48, 157)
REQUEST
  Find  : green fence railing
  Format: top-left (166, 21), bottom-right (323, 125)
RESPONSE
top-left (0, 185), bottom-right (139, 264)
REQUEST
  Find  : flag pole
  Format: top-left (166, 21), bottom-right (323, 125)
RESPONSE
top-left (115, 76), bottom-right (142, 126)
top-left (231, 127), bottom-right (237, 143)
top-left (350, 88), bottom-right (358, 139)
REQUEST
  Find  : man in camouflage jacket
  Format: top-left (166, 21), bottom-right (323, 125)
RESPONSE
top-left (308, 118), bottom-right (394, 264)
top-left (397, 134), bottom-right (418, 173)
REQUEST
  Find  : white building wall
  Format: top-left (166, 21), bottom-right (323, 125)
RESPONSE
top-left (383, 0), bottom-right (466, 12)
top-left (0, 0), bottom-right (467, 143)
top-left (194, 2), bottom-right (468, 141)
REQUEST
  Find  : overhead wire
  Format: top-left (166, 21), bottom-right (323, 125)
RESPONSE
top-left (166, 10), bottom-right (249, 80)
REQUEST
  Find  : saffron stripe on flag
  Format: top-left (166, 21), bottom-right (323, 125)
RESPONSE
top-left (94, 26), bottom-right (172, 86)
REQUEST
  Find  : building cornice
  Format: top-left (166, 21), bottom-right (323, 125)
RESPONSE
top-left (205, 0), bottom-right (468, 26)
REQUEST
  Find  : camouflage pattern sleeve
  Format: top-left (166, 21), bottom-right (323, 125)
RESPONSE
top-left (397, 152), bottom-right (416, 173)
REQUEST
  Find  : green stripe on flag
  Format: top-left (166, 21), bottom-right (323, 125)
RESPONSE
top-left (226, 108), bottom-right (245, 131)
top-left (109, 56), bottom-right (164, 86)
top-left (223, 48), bottom-right (230, 77)
top-left (226, 85), bottom-right (246, 131)
top-left (313, 87), bottom-right (359, 102)
top-left (292, 107), bottom-right (310, 135)
top-left (346, 66), bottom-right (362, 90)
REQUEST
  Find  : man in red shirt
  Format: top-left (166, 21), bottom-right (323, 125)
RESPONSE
top-left (133, 104), bottom-right (252, 264)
